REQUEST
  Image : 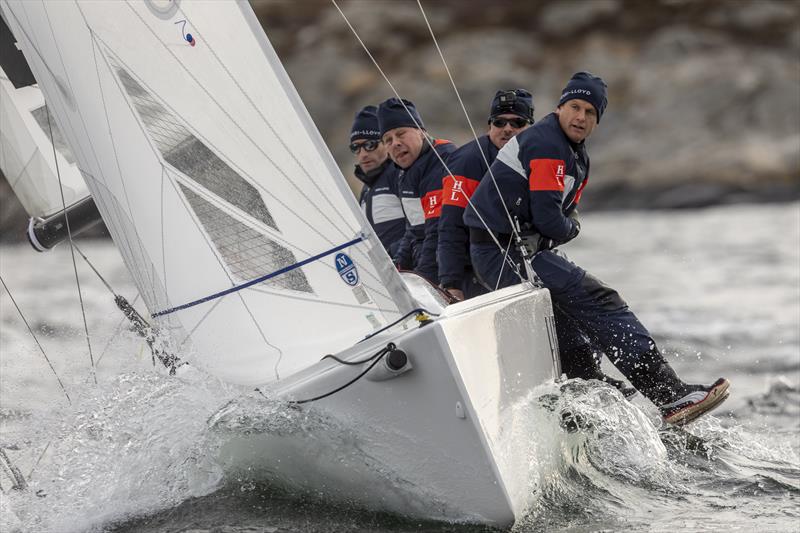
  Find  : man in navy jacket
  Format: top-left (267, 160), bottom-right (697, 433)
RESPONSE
top-left (438, 89), bottom-right (534, 301)
top-left (349, 105), bottom-right (406, 257)
top-left (378, 97), bottom-right (455, 284)
top-left (465, 72), bottom-right (730, 425)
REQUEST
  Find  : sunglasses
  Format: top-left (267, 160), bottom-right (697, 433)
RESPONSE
top-left (490, 117), bottom-right (529, 129)
top-left (349, 139), bottom-right (381, 154)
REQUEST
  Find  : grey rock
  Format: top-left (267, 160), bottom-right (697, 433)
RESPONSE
top-left (707, 0), bottom-right (799, 31)
top-left (538, 0), bottom-right (621, 35)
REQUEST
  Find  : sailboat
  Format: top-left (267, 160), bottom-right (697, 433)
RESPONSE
top-left (0, 0), bottom-right (561, 525)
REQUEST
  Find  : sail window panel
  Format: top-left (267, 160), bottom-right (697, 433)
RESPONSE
top-left (178, 183), bottom-right (312, 293)
top-left (114, 66), bottom-right (276, 230)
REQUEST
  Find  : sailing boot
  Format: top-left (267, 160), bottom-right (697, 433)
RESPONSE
top-left (627, 349), bottom-right (730, 426)
top-left (561, 345), bottom-right (638, 399)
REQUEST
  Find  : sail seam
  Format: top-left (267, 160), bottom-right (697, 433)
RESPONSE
top-left (234, 291), bottom-right (284, 381)
top-left (175, 4), bottom-right (354, 238)
top-left (83, 22), bottom-right (164, 309)
top-left (92, 37), bottom-right (347, 251)
top-left (41, 2), bottom-right (105, 191)
top-left (152, 236), bottom-right (365, 317)
top-left (123, 3), bottom-right (354, 242)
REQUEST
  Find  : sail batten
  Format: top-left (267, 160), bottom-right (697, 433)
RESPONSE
top-left (1, 0), bottom-right (415, 384)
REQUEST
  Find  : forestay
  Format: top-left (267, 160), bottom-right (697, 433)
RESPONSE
top-left (0, 0), bottom-right (416, 385)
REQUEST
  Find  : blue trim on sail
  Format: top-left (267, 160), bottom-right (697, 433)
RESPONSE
top-left (152, 237), bottom-right (365, 317)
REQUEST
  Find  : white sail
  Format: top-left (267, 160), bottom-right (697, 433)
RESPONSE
top-left (1, 0), bottom-right (416, 385)
top-left (0, 64), bottom-right (87, 218)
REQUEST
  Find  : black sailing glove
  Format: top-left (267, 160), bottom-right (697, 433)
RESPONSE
top-left (561, 208), bottom-right (581, 245)
top-left (518, 231), bottom-right (555, 257)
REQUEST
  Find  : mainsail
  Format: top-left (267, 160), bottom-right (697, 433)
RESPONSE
top-left (0, 20), bottom-right (87, 219)
top-left (1, 0), bottom-right (416, 385)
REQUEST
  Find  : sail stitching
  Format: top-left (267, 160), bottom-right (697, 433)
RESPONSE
top-left (165, 167), bottom-right (392, 302)
top-left (177, 296), bottom-right (223, 353)
top-left (90, 33), bottom-right (391, 299)
top-left (86, 22), bottom-right (290, 300)
top-left (234, 291), bottom-right (285, 381)
top-left (81, 18), bottom-right (166, 310)
top-left (82, 170), bottom-right (168, 310)
top-left (124, 3), bottom-right (354, 242)
top-left (163, 169), bottom-right (238, 287)
top-left (160, 165), bottom-right (168, 296)
top-left (175, 5), bottom-right (354, 238)
top-left (92, 35), bottom-right (345, 250)
top-left (40, 2), bottom-right (106, 197)
top-left (14, 2), bottom-right (92, 171)
top-left (110, 62), bottom-right (278, 230)
top-left (152, 236), bottom-right (365, 317)
top-left (177, 182), bottom-right (314, 292)
top-left (95, 51), bottom-right (316, 295)
top-left (86, 30), bottom-right (226, 308)
top-left (249, 286), bottom-right (399, 313)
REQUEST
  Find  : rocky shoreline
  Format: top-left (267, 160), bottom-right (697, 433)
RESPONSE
top-left (1, 0), bottom-right (798, 242)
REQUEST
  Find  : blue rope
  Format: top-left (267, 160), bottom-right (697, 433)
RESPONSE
top-left (152, 236), bottom-right (364, 317)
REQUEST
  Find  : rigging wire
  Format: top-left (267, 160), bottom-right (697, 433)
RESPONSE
top-left (93, 293), bottom-right (141, 372)
top-left (71, 243), bottom-right (182, 374)
top-left (44, 105), bottom-right (97, 384)
top-left (416, 0), bottom-right (523, 243)
top-left (0, 276), bottom-right (71, 404)
top-left (331, 0), bottom-right (526, 283)
top-left (27, 440), bottom-right (52, 482)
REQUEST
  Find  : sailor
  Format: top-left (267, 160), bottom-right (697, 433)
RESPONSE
top-left (349, 105), bottom-right (406, 257)
top-left (377, 97), bottom-right (455, 284)
top-left (464, 72), bottom-right (730, 424)
top-left (437, 89), bottom-right (534, 301)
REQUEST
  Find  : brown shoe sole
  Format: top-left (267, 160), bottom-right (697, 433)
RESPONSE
top-left (663, 378), bottom-right (731, 426)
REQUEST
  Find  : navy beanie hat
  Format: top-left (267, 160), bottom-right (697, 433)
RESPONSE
top-left (489, 89), bottom-right (534, 122)
top-left (377, 97), bottom-right (425, 137)
top-left (349, 105), bottom-right (381, 142)
top-left (558, 72), bottom-right (608, 122)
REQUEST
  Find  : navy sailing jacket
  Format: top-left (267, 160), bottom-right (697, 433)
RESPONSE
top-left (393, 139), bottom-right (455, 283)
top-left (355, 160), bottom-right (406, 257)
top-left (437, 135), bottom-right (498, 289)
top-left (464, 113), bottom-right (587, 242)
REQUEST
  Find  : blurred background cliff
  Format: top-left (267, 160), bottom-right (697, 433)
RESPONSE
top-left (1, 0), bottom-right (798, 242)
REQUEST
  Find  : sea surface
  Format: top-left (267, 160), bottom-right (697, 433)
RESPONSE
top-left (1, 202), bottom-right (798, 532)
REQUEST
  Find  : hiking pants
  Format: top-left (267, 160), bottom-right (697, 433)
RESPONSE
top-left (470, 243), bottom-right (656, 377)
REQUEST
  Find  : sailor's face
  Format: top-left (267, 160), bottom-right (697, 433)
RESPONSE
top-left (351, 139), bottom-right (387, 173)
top-left (382, 127), bottom-right (425, 169)
top-left (556, 99), bottom-right (597, 143)
top-left (488, 113), bottom-right (530, 149)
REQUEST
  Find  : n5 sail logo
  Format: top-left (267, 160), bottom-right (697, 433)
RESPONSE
top-left (335, 253), bottom-right (359, 287)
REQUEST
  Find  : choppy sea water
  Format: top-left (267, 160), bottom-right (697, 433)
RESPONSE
top-left (0, 202), bottom-right (798, 532)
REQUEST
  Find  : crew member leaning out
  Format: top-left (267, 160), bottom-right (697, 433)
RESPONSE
top-left (349, 105), bottom-right (405, 257)
top-left (377, 97), bottom-right (454, 284)
top-left (464, 72), bottom-right (730, 425)
top-left (437, 89), bottom-right (533, 301)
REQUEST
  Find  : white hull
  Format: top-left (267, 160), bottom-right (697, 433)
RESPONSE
top-left (211, 283), bottom-right (560, 526)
